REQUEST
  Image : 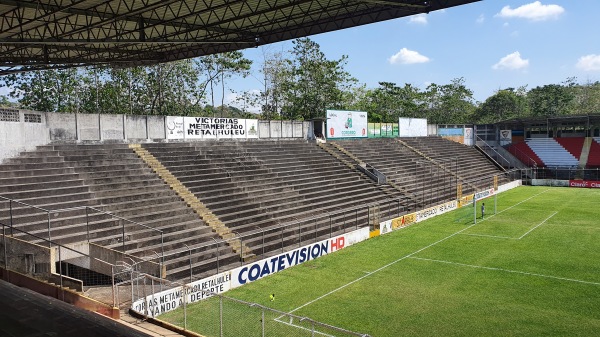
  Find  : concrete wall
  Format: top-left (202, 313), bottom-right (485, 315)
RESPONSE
top-left (0, 235), bottom-right (53, 279)
top-left (0, 109), bottom-right (49, 163)
top-left (1, 109), bottom-right (310, 162)
top-left (101, 114), bottom-right (124, 140)
top-left (0, 268), bottom-right (120, 319)
top-left (78, 113), bottom-right (101, 141)
top-left (47, 112), bottom-right (77, 140)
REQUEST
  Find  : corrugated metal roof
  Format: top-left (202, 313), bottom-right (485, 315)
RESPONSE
top-left (0, 0), bottom-right (479, 74)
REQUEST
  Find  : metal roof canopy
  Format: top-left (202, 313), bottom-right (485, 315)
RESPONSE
top-left (0, 0), bottom-right (479, 75)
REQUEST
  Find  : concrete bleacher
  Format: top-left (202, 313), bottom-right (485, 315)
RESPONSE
top-left (0, 144), bottom-right (237, 281)
top-left (399, 137), bottom-right (510, 191)
top-left (555, 137), bottom-right (585, 160)
top-left (142, 140), bottom-right (400, 257)
top-left (507, 141), bottom-right (544, 167)
top-left (525, 138), bottom-right (579, 167)
top-left (588, 138), bottom-right (600, 168)
top-left (333, 138), bottom-right (460, 207)
top-left (0, 137), bottom-right (511, 285)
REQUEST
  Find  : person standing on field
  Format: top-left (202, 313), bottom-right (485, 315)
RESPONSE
top-left (481, 203), bottom-right (485, 219)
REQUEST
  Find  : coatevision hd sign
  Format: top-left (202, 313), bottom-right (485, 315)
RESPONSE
top-left (132, 227), bottom-right (370, 317)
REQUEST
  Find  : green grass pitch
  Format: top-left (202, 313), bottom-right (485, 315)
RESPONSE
top-left (161, 186), bottom-right (600, 336)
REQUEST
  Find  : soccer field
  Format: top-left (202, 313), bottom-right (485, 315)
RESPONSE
top-left (161, 186), bottom-right (600, 336)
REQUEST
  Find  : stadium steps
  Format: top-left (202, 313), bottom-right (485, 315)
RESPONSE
top-left (131, 144), bottom-right (255, 262)
top-left (525, 138), bottom-right (579, 167)
top-left (1, 143), bottom-right (242, 282)
top-left (325, 141), bottom-right (417, 207)
top-left (334, 139), bottom-right (457, 207)
top-left (587, 137), bottom-right (600, 168)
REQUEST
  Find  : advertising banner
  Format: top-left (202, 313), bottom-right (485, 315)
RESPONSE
top-left (327, 110), bottom-right (368, 139)
top-left (496, 180), bottom-right (522, 193)
top-left (438, 127), bottom-right (464, 144)
top-left (367, 123), bottom-right (399, 138)
top-left (165, 116), bottom-right (185, 139)
top-left (398, 118), bottom-right (427, 137)
top-left (166, 116), bottom-right (259, 140)
top-left (464, 127), bottom-right (473, 146)
top-left (379, 200), bottom-right (456, 234)
top-left (132, 227), bottom-right (370, 317)
top-left (474, 188), bottom-right (495, 200)
top-left (568, 180), bottom-right (600, 188)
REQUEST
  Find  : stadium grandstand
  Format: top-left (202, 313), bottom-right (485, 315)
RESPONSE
top-left (477, 114), bottom-right (600, 181)
top-left (4, 109), bottom-right (600, 336)
top-left (0, 107), bottom-right (515, 334)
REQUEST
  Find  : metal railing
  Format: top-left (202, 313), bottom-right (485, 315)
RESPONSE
top-left (475, 136), bottom-right (512, 169)
top-left (0, 219), bottom-right (119, 306)
top-left (0, 197), bottom-right (164, 260)
top-left (504, 142), bottom-right (539, 168)
top-left (125, 197), bottom-right (406, 283)
top-left (129, 273), bottom-right (371, 337)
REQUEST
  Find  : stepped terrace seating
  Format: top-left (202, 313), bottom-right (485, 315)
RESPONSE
top-left (507, 141), bottom-right (544, 167)
top-left (555, 137), bottom-right (585, 160)
top-left (334, 138), bottom-right (458, 207)
top-left (143, 140), bottom-right (401, 258)
top-left (588, 138), bottom-right (600, 168)
top-left (526, 138), bottom-right (579, 167)
top-left (401, 137), bottom-right (511, 190)
top-left (0, 144), bottom-right (237, 282)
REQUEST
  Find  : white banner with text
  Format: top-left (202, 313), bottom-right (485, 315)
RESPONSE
top-left (132, 227), bottom-right (370, 317)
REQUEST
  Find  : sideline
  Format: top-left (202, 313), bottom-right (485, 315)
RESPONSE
top-left (283, 188), bottom-right (552, 316)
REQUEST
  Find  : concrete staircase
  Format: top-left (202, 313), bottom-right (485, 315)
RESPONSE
top-left (129, 144), bottom-right (255, 262)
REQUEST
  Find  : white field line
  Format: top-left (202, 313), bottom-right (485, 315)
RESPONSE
top-left (410, 257), bottom-right (600, 286)
top-left (281, 188), bottom-right (552, 316)
top-left (272, 317), bottom-right (335, 337)
top-left (461, 211), bottom-right (558, 240)
top-left (518, 211), bottom-right (558, 239)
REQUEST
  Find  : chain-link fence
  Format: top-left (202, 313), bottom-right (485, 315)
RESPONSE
top-left (130, 274), bottom-right (370, 337)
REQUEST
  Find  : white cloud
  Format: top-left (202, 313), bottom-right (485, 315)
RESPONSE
top-left (389, 48), bottom-right (430, 65)
top-left (408, 14), bottom-right (428, 25)
top-left (492, 51), bottom-right (529, 70)
top-left (576, 54), bottom-right (600, 71)
top-left (496, 1), bottom-right (565, 21)
top-left (476, 14), bottom-right (485, 24)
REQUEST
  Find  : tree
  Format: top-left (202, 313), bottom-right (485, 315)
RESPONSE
top-left (258, 50), bottom-right (292, 119)
top-left (1, 68), bottom-right (80, 112)
top-left (570, 79), bottom-right (600, 115)
top-left (474, 87), bottom-right (528, 123)
top-left (280, 38), bottom-right (357, 120)
top-left (422, 78), bottom-right (476, 124)
top-left (527, 79), bottom-right (576, 117)
top-left (199, 52), bottom-right (252, 117)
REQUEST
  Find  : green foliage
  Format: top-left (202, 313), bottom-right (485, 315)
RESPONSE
top-left (474, 87), bottom-right (529, 123)
top-left (527, 81), bottom-right (576, 117)
top-left (165, 186), bottom-right (600, 337)
top-left (3, 45), bottom-right (600, 123)
top-left (279, 38), bottom-right (358, 120)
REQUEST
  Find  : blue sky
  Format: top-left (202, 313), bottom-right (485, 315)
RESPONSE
top-left (226, 1), bottom-right (600, 109)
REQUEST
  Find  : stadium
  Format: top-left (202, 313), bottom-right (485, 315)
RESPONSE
top-left (1, 1), bottom-right (599, 337)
